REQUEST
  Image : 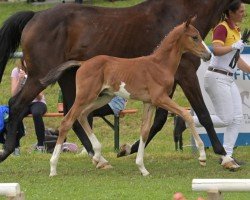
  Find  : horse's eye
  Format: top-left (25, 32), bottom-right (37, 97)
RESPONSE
top-left (192, 36), bottom-right (199, 41)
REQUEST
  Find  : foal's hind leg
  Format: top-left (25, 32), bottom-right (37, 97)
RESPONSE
top-left (136, 103), bottom-right (155, 176)
top-left (50, 102), bottom-right (86, 177)
top-left (156, 95), bottom-right (206, 166)
top-left (77, 95), bottom-right (114, 169)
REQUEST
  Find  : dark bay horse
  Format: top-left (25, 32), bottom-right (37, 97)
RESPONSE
top-left (41, 19), bottom-right (210, 176)
top-left (0, 0), bottom-right (249, 169)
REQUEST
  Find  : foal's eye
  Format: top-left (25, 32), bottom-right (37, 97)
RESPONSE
top-left (192, 36), bottom-right (199, 42)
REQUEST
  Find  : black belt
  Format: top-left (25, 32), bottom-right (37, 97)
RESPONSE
top-left (208, 67), bottom-right (233, 77)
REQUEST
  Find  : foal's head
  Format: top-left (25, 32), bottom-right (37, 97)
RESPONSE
top-left (179, 16), bottom-right (211, 61)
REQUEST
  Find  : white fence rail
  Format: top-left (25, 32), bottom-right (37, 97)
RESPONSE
top-left (192, 179), bottom-right (250, 200)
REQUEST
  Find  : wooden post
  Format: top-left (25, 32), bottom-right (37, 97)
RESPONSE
top-left (207, 190), bottom-right (223, 200)
top-left (0, 183), bottom-right (24, 200)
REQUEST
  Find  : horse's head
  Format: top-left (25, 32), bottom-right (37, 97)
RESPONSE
top-left (180, 16), bottom-right (211, 62)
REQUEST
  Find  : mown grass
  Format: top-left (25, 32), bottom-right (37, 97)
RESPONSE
top-left (0, 1), bottom-right (250, 200)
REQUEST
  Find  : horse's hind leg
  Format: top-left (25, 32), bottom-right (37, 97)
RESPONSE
top-left (77, 95), bottom-right (114, 169)
top-left (136, 103), bottom-right (155, 176)
top-left (156, 95), bottom-right (206, 166)
top-left (50, 102), bottom-right (85, 177)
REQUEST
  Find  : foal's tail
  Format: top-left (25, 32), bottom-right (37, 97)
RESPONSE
top-left (40, 60), bottom-right (81, 86)
top-left (0, 11), bottom-right (35, 82)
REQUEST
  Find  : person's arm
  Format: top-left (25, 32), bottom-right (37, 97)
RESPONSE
top-left (212, 42), bottom-right (234, 56)
top-left (11, 69), bottom-right (27, 96)
top-left (237, 57), bottom-right (250, 73)
top-left (212, 24), bottom-right (244, 56)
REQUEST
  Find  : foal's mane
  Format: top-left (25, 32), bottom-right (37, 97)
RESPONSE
top-left (153, 22), bottom-right (187, 54)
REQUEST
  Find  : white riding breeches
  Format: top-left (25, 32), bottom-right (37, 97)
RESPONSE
top-left (194, 70), bottom-right (243, 157)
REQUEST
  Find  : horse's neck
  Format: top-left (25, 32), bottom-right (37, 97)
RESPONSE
top-left (195, 0), bottom-right (231, 38)
top-left (152, 31), bottom-right (182, 74)
top-left (146, 0), bottom-right (231, 39)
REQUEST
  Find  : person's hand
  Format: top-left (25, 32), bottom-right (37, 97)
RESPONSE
top-left (173, 193), bottom-right (186, 200)
top-left (173, 192), bottom-right (204, 200)
top-left (231, 40), bottom-right (245, 53)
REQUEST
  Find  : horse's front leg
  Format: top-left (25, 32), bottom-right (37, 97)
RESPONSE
top-left (156, 94), bottom-right (206, 166)
top-left (136, 103), bottom-right (155, 176)
top-left (0, 78), bottom-right (45, 162)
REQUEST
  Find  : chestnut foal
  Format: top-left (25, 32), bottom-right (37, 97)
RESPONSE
top-left (42, 17), bottom-right (211, 176)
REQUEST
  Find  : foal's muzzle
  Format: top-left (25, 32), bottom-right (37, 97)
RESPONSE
top-left (202, 52), bottom-right (212, 62)
top-left (201, 41), bottom-right (212, 62)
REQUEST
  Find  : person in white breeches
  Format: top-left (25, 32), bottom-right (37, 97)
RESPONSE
top-left (194, 1), bottom-right (250, 165)
top-left (204, 71), bottom-right (243, 157)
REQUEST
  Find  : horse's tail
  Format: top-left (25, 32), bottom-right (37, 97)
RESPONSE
top-left (40, 60), bottom-right (81, 86)
top-left (0, 11), bottom-right (35, 82)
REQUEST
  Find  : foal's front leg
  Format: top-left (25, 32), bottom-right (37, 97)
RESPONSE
top-left (136, 103), bottom-right (155, 176)
top-left (156, 94), bottom-right (206, 166)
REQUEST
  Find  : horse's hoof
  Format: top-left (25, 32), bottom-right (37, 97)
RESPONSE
top-left (199, 160), bottom-right (206, 167)
top-left (222, 160), bottom-right (240, 172)
top-left (117, 144), bottom-right (131, 158)
top-left (0, 149), bottom-right (10, 163)
top-left (96, 162), bottom-right (113, 170)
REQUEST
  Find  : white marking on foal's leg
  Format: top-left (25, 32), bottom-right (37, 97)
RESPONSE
top-left (96, 156), bottom-right (113, 169)
top-left (50, 144), bottom-right (62, 177)
top-left (136, 136), bottom-right (150, 176)
top-left (185, 114), bottom-right (206, 166)
top-left (88, 133), bottom-right (102, 163)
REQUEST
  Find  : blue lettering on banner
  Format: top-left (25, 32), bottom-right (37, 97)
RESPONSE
top-left (234, 69), bottom-right (250, 80)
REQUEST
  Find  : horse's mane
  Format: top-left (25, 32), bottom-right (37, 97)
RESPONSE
top-left (153, 22), bottom-right (186, 54)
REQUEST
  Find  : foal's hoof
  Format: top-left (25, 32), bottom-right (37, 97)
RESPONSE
top-left (141, 171), bottom-right (150, 177)
top-left (92, 158), bottom-right (113, 170)
top-left (117, 144), bottom-right (131, 158)
top-left (199, 160), bottom-right (206, 167)
top-left (96, 162), bottom-right (113, 170)
top-left (222, 160), bottom-right (240, 172)
top-left (92, 158), bottom-right (99, 166)
top-left (49, 172), bottom-right (57, 177)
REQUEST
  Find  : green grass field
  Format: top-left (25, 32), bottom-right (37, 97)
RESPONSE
top-left (0, 1), bottom-right (250, 200)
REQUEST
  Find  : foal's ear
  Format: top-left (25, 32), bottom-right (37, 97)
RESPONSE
top-left (185, 15), bottom-right (197, 28)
